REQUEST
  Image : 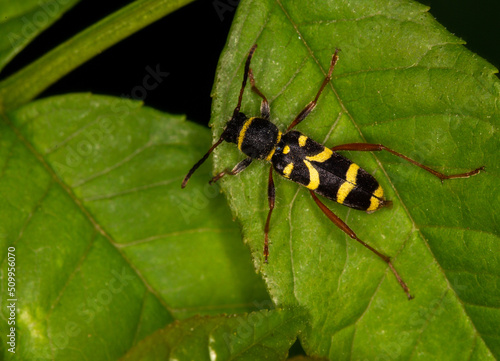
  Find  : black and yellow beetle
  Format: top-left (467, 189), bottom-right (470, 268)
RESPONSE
top-left (182, 44), bottom-right (484, 299)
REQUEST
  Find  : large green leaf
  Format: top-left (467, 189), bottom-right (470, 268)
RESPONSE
top-left (210, 0), bottom-right (499, 359)
top-left (120, 308), bottom-right (306, 360)
top-left (0, 94), bottom-right (269, 360)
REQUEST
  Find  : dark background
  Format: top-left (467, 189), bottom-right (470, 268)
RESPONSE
top-left (1, 0), bottom-right (499, 126)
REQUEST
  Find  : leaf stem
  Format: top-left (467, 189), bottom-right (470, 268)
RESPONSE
top-left (0, 0), bottom-right (195, 112)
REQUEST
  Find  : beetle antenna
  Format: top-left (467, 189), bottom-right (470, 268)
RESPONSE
top-left (181, 136), bottom-right (224, 188)
top-left (183, 45), bottom-right (258, 189)
top-left (234, 44), bottom-right (258, 116)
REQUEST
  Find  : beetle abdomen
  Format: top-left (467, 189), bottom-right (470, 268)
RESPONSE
top-left (272, 131), bottom-right (386, 212)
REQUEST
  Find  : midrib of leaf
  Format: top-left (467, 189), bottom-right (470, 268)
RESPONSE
top-left (272, 0), bottom-right (493, 354)
top-left (1, 112), bottom-right (176, 320)
top-left (0, 0), bottom-right (195, 112)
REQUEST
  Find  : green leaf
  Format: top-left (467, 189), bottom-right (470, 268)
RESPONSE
top-left (0, 0), bottom-right (80, 73)
top-left (0, 94), bottom-right (269, 360)
top-left (0, 0), bottom-right (196, 112)
top-left (211, 0), bottom-right (499, 359)
top-left (120, 308), bottom-right (306, 361)
top-left (288, 357), bottom-right (329, 361)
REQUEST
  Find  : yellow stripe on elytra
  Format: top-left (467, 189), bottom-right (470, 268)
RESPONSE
top-left (265, 131), bottom-right (282, 161)
top-left (303, 160), bottom-right (319, 190)
top-left (336, 163), bottom-right (359, 204)
top-left (283, 145), bottom-right (291, 154)
top-left (336, 182), bottom-right (354, 204)
top-left (237, 117), bottom-right (255, 150)
top-left (367, 197), bottom-right (380, 212)
top-left (306, 148), bottom-right (333, 163)
top-left (373, 184), bottom-right (383, 198)
top-left (298, 135), bottom-right (308, 147)
top-left (346, 163), bottom-right (359, 184)
top-left (367, 185), bottom-right (384, 212)
top-left (283, 163), bottom-right (294, 178)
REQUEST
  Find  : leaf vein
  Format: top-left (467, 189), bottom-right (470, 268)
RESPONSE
top-left (83, 177), bottom-right (181, 202)
top-left (71, 139), bottom-right (154, 188)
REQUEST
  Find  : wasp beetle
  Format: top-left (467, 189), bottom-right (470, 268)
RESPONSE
top-left (182, 44), bottom-right (484, 299)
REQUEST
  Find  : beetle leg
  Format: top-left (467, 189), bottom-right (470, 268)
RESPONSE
top-left (263, 166), bottom-right (275, 262)
top-left (287, 49), bottom-right (340, 131)
top-left (209, 157), bottom-right (253, 184)
top-left (331, 143), bottom-right (484, 182)
top-left (309, 190), bottom-right (413, 300)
